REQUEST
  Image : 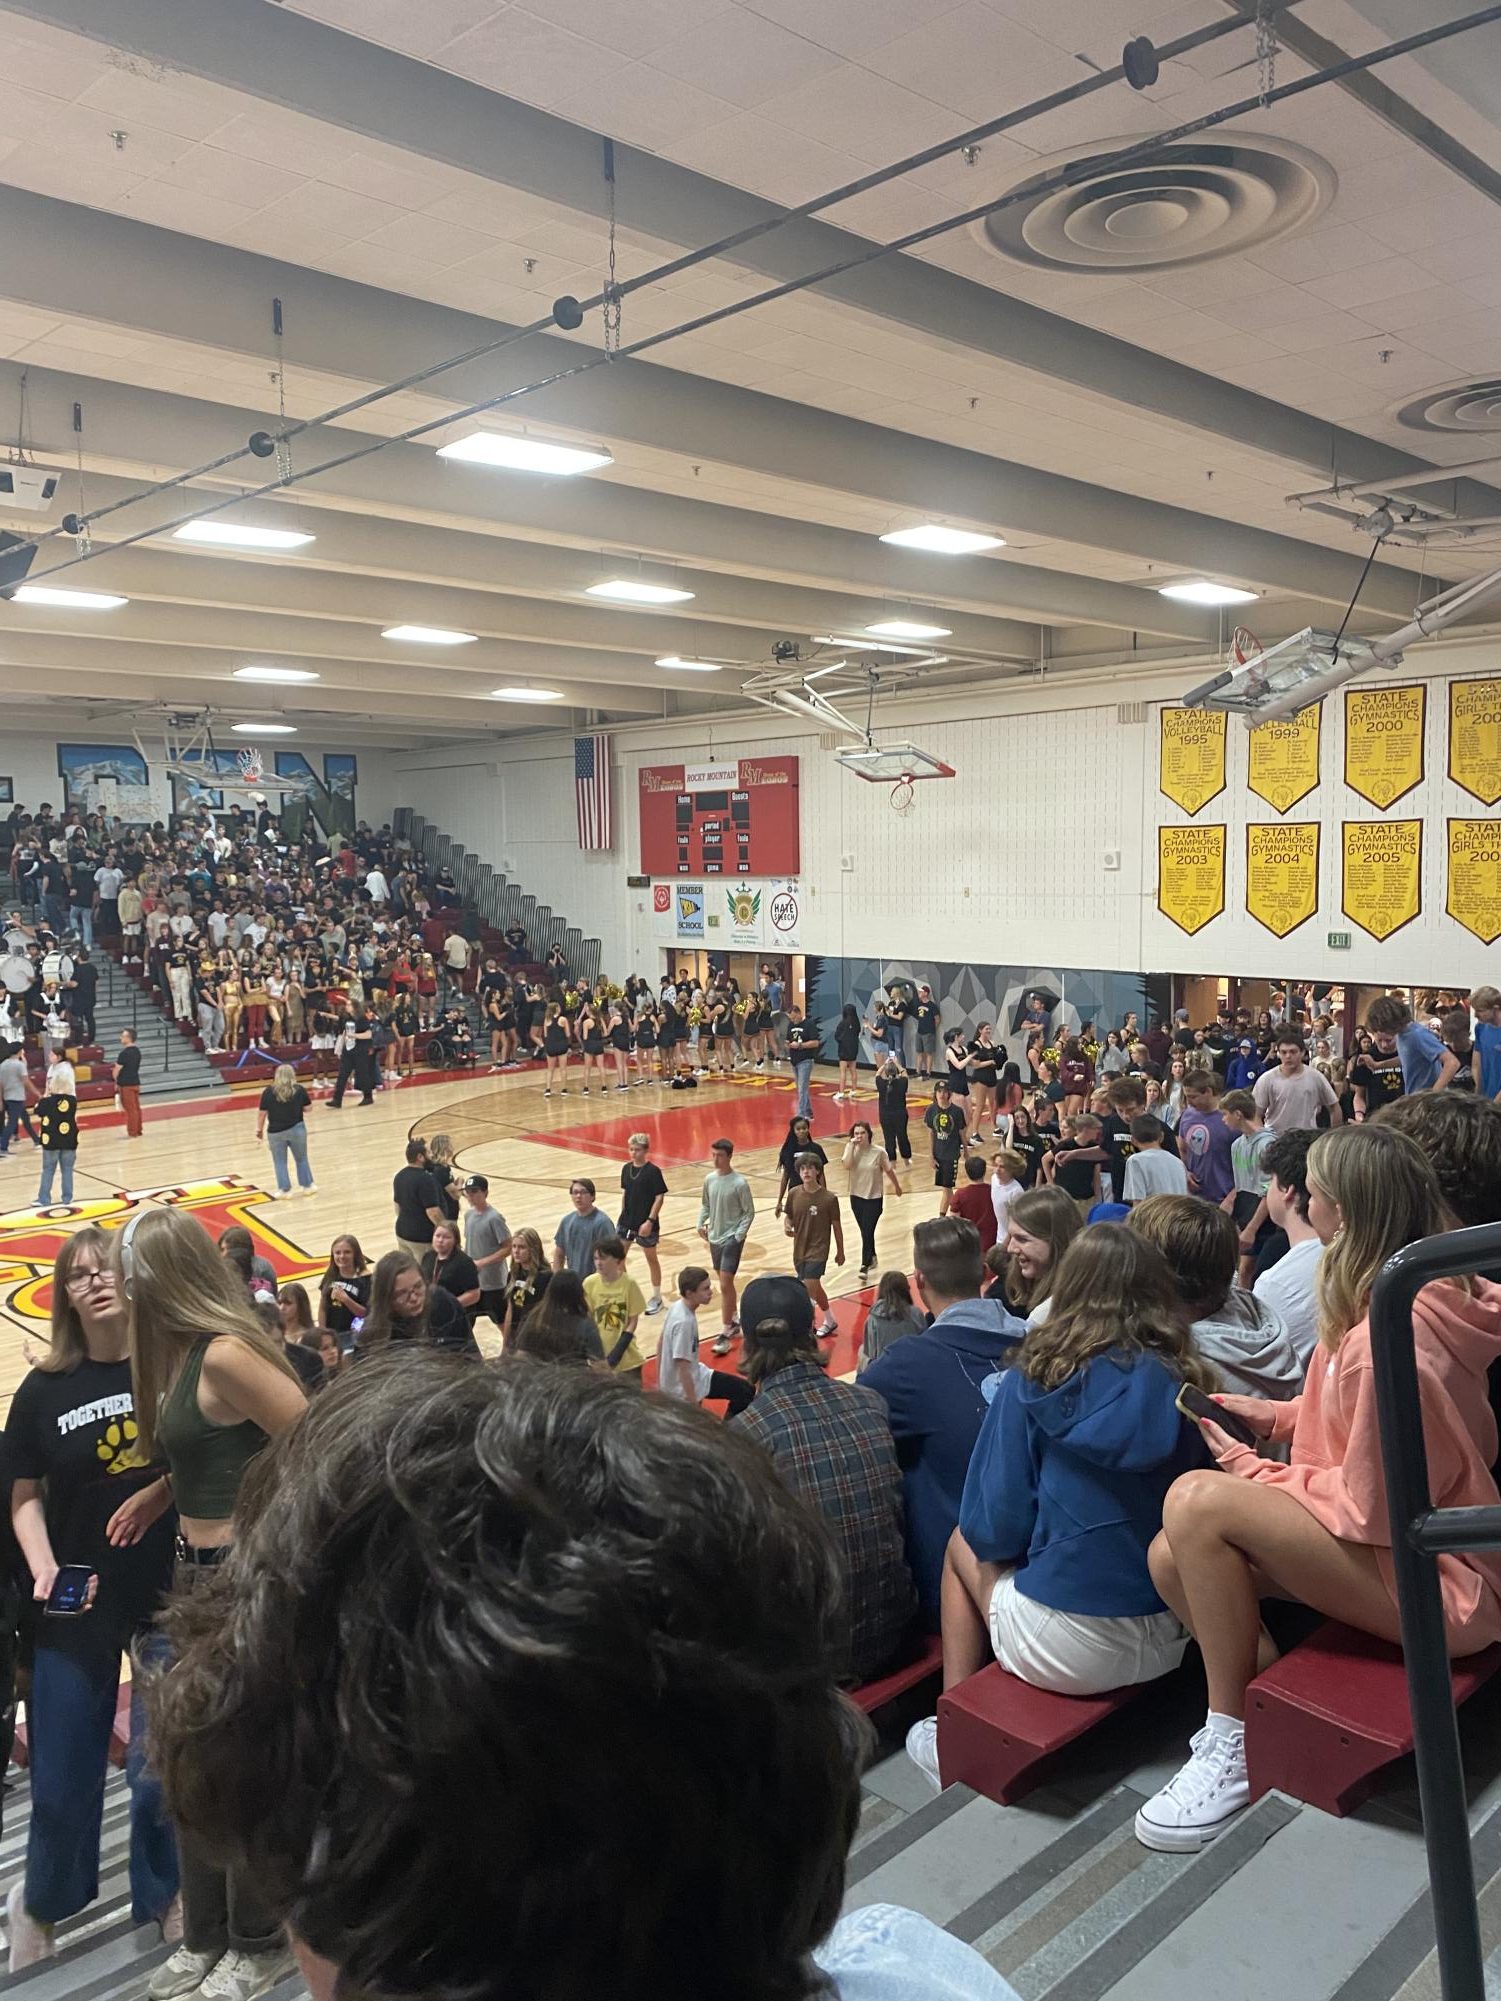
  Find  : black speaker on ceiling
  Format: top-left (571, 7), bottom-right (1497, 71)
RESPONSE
top-left (0, 532), bottom-right (39, 596)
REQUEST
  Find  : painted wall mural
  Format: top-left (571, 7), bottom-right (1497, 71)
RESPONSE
top-left (52, 741), bottom-right (357, 835)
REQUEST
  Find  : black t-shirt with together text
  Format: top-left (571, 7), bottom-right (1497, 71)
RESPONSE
top-left (6, 1358), bottom-right (176, 1657)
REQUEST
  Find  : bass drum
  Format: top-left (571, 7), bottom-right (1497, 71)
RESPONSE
top-left (1, 955), bottom-right (34, 994)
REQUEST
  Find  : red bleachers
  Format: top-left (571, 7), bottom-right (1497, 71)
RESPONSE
top-left (937, 1664), bottom-right (1147, 1804)
top-left (850, 1632), bottom-right (944, 1716)
top-left (1246, 1619), bottom-right (1501, 1816)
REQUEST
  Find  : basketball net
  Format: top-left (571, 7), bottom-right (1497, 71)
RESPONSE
top-left (1229, 626), bottom-right (1262, 668)
top-left (236, 748), bottom-right (265, 786)
top-left (890, 776), bottom-right (916, 815)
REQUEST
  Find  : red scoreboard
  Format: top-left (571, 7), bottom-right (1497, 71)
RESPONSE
top-left (638, 755), bottom-right (800, 876)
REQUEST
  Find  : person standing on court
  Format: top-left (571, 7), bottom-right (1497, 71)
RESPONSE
top-left (616, 1132), bottom-right (668, 1316)
top-left (698, 1138), bottom-right (755, 1356)
top-left (551, 1178), bottom-right (616, 1278)
top-left (115, 1027), bottom-right (143, 1139)
top-left (392, 1141), bottom-right (444, 1264)
top-left (786, 1007), bottom-right (821, 1122)
top-left (461, 1175), bottom-right (512, 1338)
top-left (1251, 1032), bottom-right (1344, 1133)
top-left (329, 1002), bottom-right (375, 1108)
top-left (255, 1064), bottom-right (317, 1199)
top-left (35, 1061), bottom-right (79, 1208)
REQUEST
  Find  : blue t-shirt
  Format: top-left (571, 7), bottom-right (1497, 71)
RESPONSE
top-left (1476, 1019), bottom-right (1501, 1099)
top-left (1177, 1106), bottom-right (1235, 1204)
top-left (1396, 1020), bottom-right (1446, 1094)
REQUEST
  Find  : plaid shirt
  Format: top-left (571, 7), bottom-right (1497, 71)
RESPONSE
top-left (733, 1358), bottom-right (916, 1681)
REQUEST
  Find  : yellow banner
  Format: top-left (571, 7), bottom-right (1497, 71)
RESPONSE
top-left (1247, 704), bottom-right (1321, 813)
top-left (1343, 683), bottom-right (1425, 808)
top-left (1159, 707), bottom-right (1226, 816)
top-left (1341, 819), bottom-right (1422, 942)
top-left (1158, 824), bottom-right (1226, 935)
top-left (1246, 823), bottom-right (1320, 938)
top-left (1447, 819), bottom-right (1501, 944)
top-left (1450, 679), bottom-right (1501, 807)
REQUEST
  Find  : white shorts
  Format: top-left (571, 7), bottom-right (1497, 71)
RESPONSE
top-left (988, 1571), bottom-right (1188, 1697)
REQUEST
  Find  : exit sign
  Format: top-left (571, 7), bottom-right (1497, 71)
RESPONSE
top-left (1327, 931), bottom-right (1352, 950)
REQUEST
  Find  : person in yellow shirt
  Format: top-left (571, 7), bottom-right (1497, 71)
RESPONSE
top-left (583, 1238), bottom-right (646, 1379)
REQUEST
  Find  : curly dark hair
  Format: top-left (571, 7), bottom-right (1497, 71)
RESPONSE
top-left (148, 1354), bottom-right (867, 2001)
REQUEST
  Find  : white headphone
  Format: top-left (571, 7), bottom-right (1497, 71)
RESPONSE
top-left (117, 1205), bottom-right (148, 1296)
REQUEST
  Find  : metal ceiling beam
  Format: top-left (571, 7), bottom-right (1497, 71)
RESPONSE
top-left (10, 0), bottom-right (1501, 534)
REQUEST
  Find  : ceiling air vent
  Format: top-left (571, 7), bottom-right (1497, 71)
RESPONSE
top-left (1396, 380), bottom-right (1501, 435)
top-left (980, 135), bottom-right (1333, 274)
top-left (1117, 701), bottom-right (1147, 725)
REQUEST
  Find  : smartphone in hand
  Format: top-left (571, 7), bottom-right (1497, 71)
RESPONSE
top-left (44, 1565), bottom-right (95, 1617)
top-left (1175, 1383), bottom-right (1264, 1450)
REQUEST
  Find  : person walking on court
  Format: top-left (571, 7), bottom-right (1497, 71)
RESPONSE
top-left (115, 1026), bottom-right (143, 1139)
top-left (255, 1063), bottom-right (316, 1199)
top-left (698, 1138), bottom-right (755, 1357)
top-left (35, 1061), bottom-right (79, 1208)
top-left (329, 1004), bottom-right (375, 1108)
top-left (784, 1152), bottom-right (845, 1339)
top-left (786, 1007), bottom-right (821, 1121)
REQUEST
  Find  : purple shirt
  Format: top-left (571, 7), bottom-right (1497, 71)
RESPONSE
top-left (1177, 1106), bottom-right (1235, 1204)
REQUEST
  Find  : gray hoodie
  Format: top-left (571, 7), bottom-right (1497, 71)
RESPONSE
top-left (1191, 1287), bottom-right (1303, 1399)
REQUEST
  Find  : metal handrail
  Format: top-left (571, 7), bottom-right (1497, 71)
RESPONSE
top-left (1369, 1223), bottom-right (1501, 2001)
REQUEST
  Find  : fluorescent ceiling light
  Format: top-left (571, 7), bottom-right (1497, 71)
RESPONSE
top-left (381, 624), bottom-right (477, 646)
top-left (233, 664), bottom-right (320, 683)
top-left (865, 618), bottom-right (952, 640)
top-left (231, 721), bottom-right (298, 735)
top-left (880, 524), bottom-right (1005, 554)
top-left (438, 432), bottom-right (613, 476)
top-left (174, 521), bottom-right (314, 550)
top-left (1157, 580), bottom-right (1258, 606)
top-left (10, 584), bottom-right (127, 609)
top-left (656, 655), bottom-right (723, 672)
top-left (586, 578), bottom-right (695, 605)
top-left (490, 686), bottom-right (564, 703)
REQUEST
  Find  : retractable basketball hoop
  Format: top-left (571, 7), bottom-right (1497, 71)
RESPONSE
top-left (835, 741), bottom-right (957, 813)
top-left (742, 651), bottom-right (958, 808)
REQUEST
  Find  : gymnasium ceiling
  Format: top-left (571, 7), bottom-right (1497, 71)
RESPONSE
top-left (0, 0), bottom-right (1500, 745)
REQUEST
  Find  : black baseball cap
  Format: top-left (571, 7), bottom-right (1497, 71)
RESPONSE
top-left (740, 1274), bottom-right (814, 1341)
top-left (462, 1174), bottom-right (489, 1193)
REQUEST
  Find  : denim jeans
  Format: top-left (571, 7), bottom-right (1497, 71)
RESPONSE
top-left (793, 1059), bottom-right (814, 1121)
top-left (267, 1121), bottom-right (314, 1193)
top-left (72, 908), bottom-right (93, 951)
top-left (2, 1099), bottom-right (37, 1151)
top-left (37, 1150), bottom-right (75, 1205)
top-left (24, 1639), bottom-right (179, 1926)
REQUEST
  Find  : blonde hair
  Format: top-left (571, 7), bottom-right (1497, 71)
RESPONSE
top-left (271, 1062), bottom-right (299, 1102)
top-left (509, 1226), bottom-right (545, 1272)
top-left (46, 1060), bottom-right (76, 1094)
top-left (1307, 1124), bottom-right (1455, 1352)
top-left (41, 1224), bottom-right (115, 1373)
top-left (120, 1206), bottom-right (298, 1458)
top-left (1020, 1225), bottom-right (1215, 1394)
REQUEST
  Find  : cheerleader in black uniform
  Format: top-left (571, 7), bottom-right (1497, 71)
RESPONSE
top-left (607, 1005), bottom-right (633, 1092)
top-left (635, 1005), bottom-right (659, 1085)
top-left (542, 1002), bottom-right (572, 1098)
top-left (578, 1005), bottom-right (606, 1096)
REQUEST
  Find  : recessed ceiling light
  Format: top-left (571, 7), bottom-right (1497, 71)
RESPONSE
top-left (438, 432), bottom-right (613, 476)
top-left (880, 524), bottom-right (1005, 554)
top-left (865, 618), bottom-right (952, 640)
top-left (233, 664), bottom-right (321, 683)
top-left (586, 578), bottom-right (695, 605)
top-left (380, 624), bottom-right (478, 646)
top-left (656, 656), bottom-right (723, 672)
top-left (10, 584), bottom-right (127, 609)
top-left (1157, 580), bottom-right (1259, 606)
top-left (174, 521), bottom-right (314, 550)
top-left (490, 686), bottom-right (564, 703)
top-left (231, 721), bottom-right (298, 735)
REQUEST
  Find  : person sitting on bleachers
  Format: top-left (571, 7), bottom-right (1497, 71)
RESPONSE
top-left (1137, 1124), bottom-right (1501, 1854)
top-left (905, 1226), bottom-right (1208, 1791)
top-left (147, 1354), bottom-right (1021, 2001)
top-left (1128, 1195), bottom-right (1303, 1400)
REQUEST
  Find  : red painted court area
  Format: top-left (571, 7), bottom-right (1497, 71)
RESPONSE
top-left (641, 1279), bottom-right (877, 1390)
top-left (526, 1086), bottom-right (851, 1167)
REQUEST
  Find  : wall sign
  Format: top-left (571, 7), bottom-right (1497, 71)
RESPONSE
top-left (1158, 707), bottom-right (1226, 816)
top-left (1343, 683), bottom-right (1425, 809)
top-left (1446, 819), bottom-right (1501, 945)
top-left (1245, 823), bottom-right (1320, 938)
top-left (767, 880), bottom-right (802, 951)
top-left (1449, 679), bottom-right (1501, 807)
top-left (1341, 819), bottom-right (1422, 941)
top-left (674, 883), bottom-right (705, 942)
top-left (724, 884), bottom-right (765, 948)
top-left (1247, 704), bottom-right (1321, 813)
top-left (1157, 824), bottom-right (1226, 935)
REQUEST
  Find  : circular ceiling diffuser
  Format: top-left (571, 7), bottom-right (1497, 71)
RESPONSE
top-left (1396, 380), bottom-right (1501, 434)
top-left (980, 134), bottom-right (1334, 273)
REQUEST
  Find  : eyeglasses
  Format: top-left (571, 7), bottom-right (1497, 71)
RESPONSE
top-left (64, 1267), bottom-right (113, 1294)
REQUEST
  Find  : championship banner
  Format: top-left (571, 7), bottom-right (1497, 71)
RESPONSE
top-left (1447, 819), bottom-right (1501, 944)
top-left (1450, 679), bottom-right (1501, 807)
top-left (1247, 705), bottom-right (1320, 813)
top-left (1157, 824), bottom-right (1226, 935)
top-left (1341, 819), bottom-right (1422, 942)
top-left (1245, 823), bottom-right (1320, 938)
top-left (1158, 707), bottom-right (1227, 816)
top-left (1343, 684), bottom-right (1425, 809)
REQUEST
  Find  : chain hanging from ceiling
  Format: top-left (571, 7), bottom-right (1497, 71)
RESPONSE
top-left (1256, 0), bottom-right (1279, 104)
top-left (602, 137), bottom-right (623, 357)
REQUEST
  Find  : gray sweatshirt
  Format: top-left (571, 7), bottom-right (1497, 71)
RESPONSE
top-left (698, 1169), bottom-right (754, 1244)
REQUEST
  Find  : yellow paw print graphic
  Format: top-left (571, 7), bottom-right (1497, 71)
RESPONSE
top-left (97, 1418), bottom-right (146, 1475)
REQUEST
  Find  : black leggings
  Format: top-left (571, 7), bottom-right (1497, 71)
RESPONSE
top-left (881, 1115), bottom-right (911, 1161)
top-left (707, 1369), bottom-right (754, 1416)
top-left (850, 1194), bottom-right (883, 1271)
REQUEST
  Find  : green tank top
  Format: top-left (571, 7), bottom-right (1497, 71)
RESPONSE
top-left (157, 1339), bottom-right (266, 1520)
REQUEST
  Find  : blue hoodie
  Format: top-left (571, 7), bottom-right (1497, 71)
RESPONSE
top-left (862, 1297), bottom-right (1026, 1619)
top-left (960, 1350), bottom-right (1210, 1618)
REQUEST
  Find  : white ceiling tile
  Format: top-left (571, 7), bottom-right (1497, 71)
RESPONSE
top-left (73, 68), bottom-right (244, 141)
top-left (360, 210), bottom-right (499, 265)
top-left (0, 25), bottom-right (108, 100)
top-left (523, 0), bottom-right (732, 56)
top-left (115, 180), bottom-right (262, 237)
top-left (436, 9), bottom-right (628, 107)
top-left (862, 2), bottom-right (1086, 118)
top-left (644, 9), bottom-right (838, 107)
top-left (1158, 329), bottom-right (1282, 375)
top-left (0, 143), bottom-right (144, 211)
top-left (1259, 309), bottom-right (1384, 354)
top-left (1345, 283), bottom-right (1478, 334)
top-left (318, 240), bottom-right (453, 286)
top-left (1360, 188), bottom-right (1501, 256)
top-left (254, 181), bottom-right (407, 239)
top-left (30, 99), bottom-right (197, 175)
top-left (1245, 222), bottom-right (1393, 286)
top-left (1458, 270), bottom-right (1501, 310)
top-left (315, 149), bottom-right (463, 211)
top-left (757, 65), bottom-right (969, 159)
top-left (285, 0), bottom-right (503, 59)
top-left (204, 109), bottom-right (362, 180)
top-left (665, 112), bottom-right (865, 205)
top-left (1301, 255), bottom-right (1445, 311)
top-left (154, 143), bottom-right (309, 210)
top-left (740, 0), bottom-right (969, 61)
top-left (449, 237), bottom-right (591, 291)
top-left (1410, 230), bottom-right (1501, 287)
top-left (549, 63), bottom-right (735, 150)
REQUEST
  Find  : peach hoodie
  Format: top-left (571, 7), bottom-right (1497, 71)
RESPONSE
top-left (1215, 1278), bottom-right (1501, 1653)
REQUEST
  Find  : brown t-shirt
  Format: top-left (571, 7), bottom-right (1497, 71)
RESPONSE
top-left (788, 1185), bottom-right (840, 1267)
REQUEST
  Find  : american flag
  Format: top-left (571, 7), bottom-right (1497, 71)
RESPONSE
top-left (574, 734), bottom-right (613, 851)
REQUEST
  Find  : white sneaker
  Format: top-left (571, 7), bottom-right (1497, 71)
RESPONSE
top-left (148, 1944), bottom-right (224, 2000)
top-left (905, 1715), bottom-right (942, 1794)
top-left (1134, 1722), bottom-right (1251, 1852)
top-left (197, 1945), bottom-right (296, 2001)
top-left (300, 1183), bottom-right (318, 1196)
top-left (7, 1882), bottom-right (54, 1973)
top-left (644, 1294), bottom-right (663, 1315)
